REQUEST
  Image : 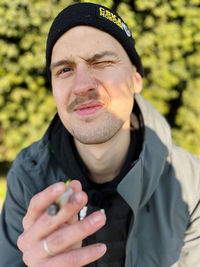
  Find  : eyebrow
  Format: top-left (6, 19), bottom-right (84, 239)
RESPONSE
top-left (50, 51), bottom-right (119, 71)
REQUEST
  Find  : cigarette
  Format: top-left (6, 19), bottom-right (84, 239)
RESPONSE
top-left (46, 187), bottom-right (74, 216)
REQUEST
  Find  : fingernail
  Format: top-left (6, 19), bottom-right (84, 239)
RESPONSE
top-left (100, 209), bottom-right (106, 216)
top-left (53, 183), bottom-right (65, 193)
top-left (97, 244), bottom-right (107, 254)
top-left (70, 191), bottom-right (83, 204)
top-left (89, 213), bottom-right (103, 226)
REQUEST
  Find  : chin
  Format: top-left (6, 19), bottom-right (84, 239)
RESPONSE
top-left (73, 126), bottom-right (122, 145)
top-left (75, 136), bottom-right (111, 145)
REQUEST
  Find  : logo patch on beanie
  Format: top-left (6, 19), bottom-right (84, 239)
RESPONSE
top-left (122, 22), bottom-right (131, 37)
top-left (97, 7), bottom-right (132, 37)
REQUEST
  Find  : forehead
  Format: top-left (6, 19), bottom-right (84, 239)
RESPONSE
top-left (51, 25), bottom-right (129, 61)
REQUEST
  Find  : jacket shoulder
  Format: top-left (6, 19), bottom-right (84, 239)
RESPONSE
top-left (8, 133), bottom-right (64, 197)
top-left (171, 145), bottom-right (200, 212)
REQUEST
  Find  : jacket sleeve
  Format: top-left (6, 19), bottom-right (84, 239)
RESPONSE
top-left (170, 146), bottom-right (200, 267)
top-left (176, 164), bottom-right (200, 267)
top-left (177, 200), bottom-right (200, 266)
top-left (0, 167), bottom-right (31, 267)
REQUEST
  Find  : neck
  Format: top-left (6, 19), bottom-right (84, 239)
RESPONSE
top-left (74, 120), bottom-right (131, 184)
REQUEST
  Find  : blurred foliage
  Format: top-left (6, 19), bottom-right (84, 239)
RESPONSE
top-left (0, 176), bottom-right (6, 199)
top-left (0, 176), bottom-right (7, 211)
top-left (0, 0), bottom-right (200, 166)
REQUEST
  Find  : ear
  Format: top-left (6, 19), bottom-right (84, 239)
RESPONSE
top-left (133, 68), bottom-right (143, 94)
top-left (134, 72), bottom-right (143, 94)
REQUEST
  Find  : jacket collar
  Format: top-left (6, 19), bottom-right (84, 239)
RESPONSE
top-left (117, 94), bottom-right (171, 217)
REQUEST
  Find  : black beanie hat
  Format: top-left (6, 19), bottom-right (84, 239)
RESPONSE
top-left (46, 2), bottom-right (144, 81)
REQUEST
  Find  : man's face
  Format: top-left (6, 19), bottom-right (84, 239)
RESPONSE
top-left (51, 26), bottom-right (142, 144)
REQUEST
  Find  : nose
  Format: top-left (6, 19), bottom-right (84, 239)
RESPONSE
top-left (72, 65), bottom-right (97, 96)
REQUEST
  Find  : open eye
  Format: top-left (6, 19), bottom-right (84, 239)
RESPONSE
top-left (56, 67), bottom-right (72, 78)
top-left (59, 67), bottom-right (71, 74)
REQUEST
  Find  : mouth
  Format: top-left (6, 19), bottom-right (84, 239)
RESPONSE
top-left (74, 101), bottom-right (104, 116)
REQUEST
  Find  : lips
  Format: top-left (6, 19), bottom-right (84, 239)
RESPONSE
top-left (74, 101), bottom-right (103, 116)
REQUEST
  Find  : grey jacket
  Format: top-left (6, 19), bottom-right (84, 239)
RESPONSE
top-left (0, 95), bottom-right (200, 267)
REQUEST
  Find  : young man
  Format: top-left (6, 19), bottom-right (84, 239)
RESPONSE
top-left (0, 3), bottom-right (200, 267)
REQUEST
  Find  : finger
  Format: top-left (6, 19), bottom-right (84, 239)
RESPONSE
top-left (18, 190), bottom-right (87, 251)
top-left (44, 211), bottom-right (106, 258)
top-left (23, 180), bottom-right (82, 230)
top-left (22, 210), bottom-right (106, 264)
top-left (39, 243), bottom-right (107, 267)
top-left (34, 191), bottom-right (88, 240)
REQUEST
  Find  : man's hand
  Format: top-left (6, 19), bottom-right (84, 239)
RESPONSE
top-left (17, 180), bottom-right (106, 267)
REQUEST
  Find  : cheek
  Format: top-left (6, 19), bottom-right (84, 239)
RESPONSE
top-left (52, 89), bottom-right (73, 133)
top-left (104, 81), bottom-right (134, 120)
top-left (52, 82), bottom-right (70, 110)
top-left (104, 70), bottom-right (134, 100)
top-left (111, 72), bottom-right (134, 118)
top-left (103, 67), bottom-right (134, 93)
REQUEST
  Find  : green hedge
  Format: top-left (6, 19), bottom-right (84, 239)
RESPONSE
top-left (0, 176), bottom-right (7, 210)
top-left (0, 0), bottom-right (200, 164)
